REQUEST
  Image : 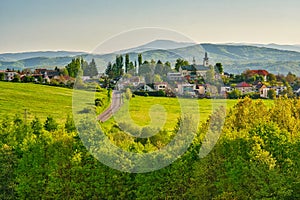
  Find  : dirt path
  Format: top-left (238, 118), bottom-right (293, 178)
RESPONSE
top-left (98, 90), bottom-right (123, 122)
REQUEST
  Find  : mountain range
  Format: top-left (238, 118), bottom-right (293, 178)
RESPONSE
top-left (1, 40), bottom-right (300, 76)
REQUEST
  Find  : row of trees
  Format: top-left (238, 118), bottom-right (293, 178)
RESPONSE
top-left (105, 53), bottom-right (173, 83)
top-left (2, 97), bottom-right (300, 199)
top-left (66, 58), bottom-right (98, 78)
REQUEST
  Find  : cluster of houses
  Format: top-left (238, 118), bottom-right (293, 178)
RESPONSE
top-left (0, 68), bottom-right (72, 83)
top-left (117, 53), bottom-right (299, 98)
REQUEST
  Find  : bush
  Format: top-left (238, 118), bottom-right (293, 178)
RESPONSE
top-left (95, 98), bottom-right (103, 107)
top-left (134, 91), bottom-right (166, 97)
top-left (44, 116), bottom-right (58, 132)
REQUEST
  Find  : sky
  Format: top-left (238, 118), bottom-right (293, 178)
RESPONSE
top-left (1, 0), bottom-right (300, 53)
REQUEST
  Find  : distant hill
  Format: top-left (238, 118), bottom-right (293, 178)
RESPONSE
top-left (1, 41), bottom-right (300, 75)
top-left (0, 51), bottom-right (86, 62)
top-left (224, 43), bottom-right (300, 53)
top-left (115, 39), bottom-right (196, 54)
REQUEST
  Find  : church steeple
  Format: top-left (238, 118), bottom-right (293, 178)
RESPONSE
top-left (203, 52), bottom-right (209, 67)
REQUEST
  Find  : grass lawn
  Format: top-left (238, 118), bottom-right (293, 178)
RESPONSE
top-left (102, 96), bottom-right (274, 132)
top-left (0, 81), bottom-right (108, 123)
top-left (0, 81), bottom-right (274, 129)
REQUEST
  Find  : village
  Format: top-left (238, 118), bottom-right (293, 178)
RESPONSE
top-left (116, 53), bottom-right (300, 99)
top-left (1, 53), bottom-right (300, 99)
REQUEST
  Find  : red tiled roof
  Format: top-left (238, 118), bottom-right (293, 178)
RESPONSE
top-left (250, 70), bottom-right (269, 76)
top-left (236, 82), bottom-right (252, 87)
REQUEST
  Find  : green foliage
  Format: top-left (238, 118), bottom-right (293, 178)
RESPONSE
top-left (44, 116), bottom-right (58, 131)
top-left (125, 88), bottom-right (132, 100)
top-left (66, 57), bottom-right (81, 78)
top-left (215, 62), bottom-right (224, 74)
top-left (12, 74), bottom-right (21, 82)
top-left (138, 53), bottom-right (143, 67)
top-left (2, 95), bottom-right (300, 199)
top-left (82, 58), bottom-right (98, 77)
top-left (227, 89), bottom-right (242, 99)
top-left (65, 115), bottom-right (76, 133)
top-left (0, 72), bottom-right (4, 80)
top-left (268, 89), bottom-right (276, 99)
top-left (175, 58), bottom-right (189, 72)
top-left (31, 117), bottom-right (43, 136)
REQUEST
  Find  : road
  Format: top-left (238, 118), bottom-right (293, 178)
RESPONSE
top-left (98, 90), bottom-right (123, 122)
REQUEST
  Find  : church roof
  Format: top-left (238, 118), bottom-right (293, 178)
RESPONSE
top-left (181, 64), bottom-right (209, 71)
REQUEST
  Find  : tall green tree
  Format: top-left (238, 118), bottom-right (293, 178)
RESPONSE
top-left (138, 53), bottom-right (143, 67)
top-left (125, 54), bottom-right (130, 74)
top-left (175, 58), bottom-right (189, 72)
top-left (66, 58), bottom-right (81, 78)
top-left (215, 63), bottom-right (224, 74)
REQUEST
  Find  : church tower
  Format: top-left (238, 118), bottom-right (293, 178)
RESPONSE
top-left (203, 52), bottom-right (209, 67)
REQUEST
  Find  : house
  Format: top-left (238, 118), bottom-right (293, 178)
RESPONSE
top-left (249, 70), bottom-right (269, 81)
top-left (167, 72), bottom-right (184, 81)
top-left (221, 86), bottom-right (233, 94)
top-left (271, 85), bottom-right (287, 96)
top-left (154, 82), bottom-right (168, 91)
top-left (176, 83), bottom-right (196, 96)
top-left (34, 68), bottom-right (60, 79)
top-left (5, 71), bottom-right (18, 81)
top-left (255, 83), bottom-right (269, 98)
top-left (236, 82), bottom-right (253, 94)
top-left (117, 76), bottom-right (144, 90)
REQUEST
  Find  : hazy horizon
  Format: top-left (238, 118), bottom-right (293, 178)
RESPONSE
top-left (1, 0), bottom-right (300, 53)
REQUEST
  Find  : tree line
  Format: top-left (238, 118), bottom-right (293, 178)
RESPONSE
top-left (1, 97), bottom-right (300, 199)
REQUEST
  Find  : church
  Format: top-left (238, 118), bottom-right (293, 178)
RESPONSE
top-left (179, 52), bottom-right (211, 79)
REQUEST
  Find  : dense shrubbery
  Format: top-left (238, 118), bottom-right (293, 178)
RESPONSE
top-left (134, 90), bottom-right (166, 97)
top-left (1, 97), bottom-right (300, 199)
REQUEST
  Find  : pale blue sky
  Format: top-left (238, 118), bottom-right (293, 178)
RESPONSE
top-left (1, 0), bottom-right (300, 53)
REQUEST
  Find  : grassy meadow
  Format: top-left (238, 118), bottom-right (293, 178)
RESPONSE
top-left (102, 96), bottom-right (274, 132)
top-left (0, 81), bottom-right (274, 129)
top-left (0, 81), bottom-right (108, 123)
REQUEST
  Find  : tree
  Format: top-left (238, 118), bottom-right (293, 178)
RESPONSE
top-left (105, 62), bottom-right (113, 78)
top-left (65, 115), bottom-right (76, 133)
top-left (12, 74), bottom-right (21, 82)
top-left (66, 58), bottom-right (81, 78)
top-left (286, 72), bottom-right (296, 84)
top-left (31, 117), bottom-right (43, 136)
top-left (267, 89), bottom-right (276, 99)
top-left (125, 54), bottom-right (130, 74)
top-left (84, 58), bottom-right (98, 77)
top-left (175, 58), bottom-right (189, 72)
top-left (165, 61), bottom-right (171, 68)
top-left (267, 73), bottom-right (276, 82)
top-left (205, 66), bottom-right (215, 83)
top-left (215, 63), bottom-right (224, 74)
top-left (44, 116), bottom-right (58, 132)
top-left (0, 72), bottom-right (5, 81)
top-left (125, 88), bottom-right (132, 100)
top-left (138, 53), bottom-right (143, 67)
top-left (153, 74), bottom-right (162, 82)
top-left (227, 89), bottom-right (242, 99)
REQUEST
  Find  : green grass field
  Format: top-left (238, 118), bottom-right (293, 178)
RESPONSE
top-left (102, 96), bottom-right (274, 132)
top-left (0, 81), bottom-right (274, 130)
top-left (0, 82), bottom-right (108, 123)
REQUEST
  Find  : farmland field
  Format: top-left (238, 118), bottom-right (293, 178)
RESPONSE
top-left (0, 81), bottom-right (108, 123)
top-left (0, 81), bottom-right (274, 128)
top-left (102, 95), bottom-right (274, 132)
